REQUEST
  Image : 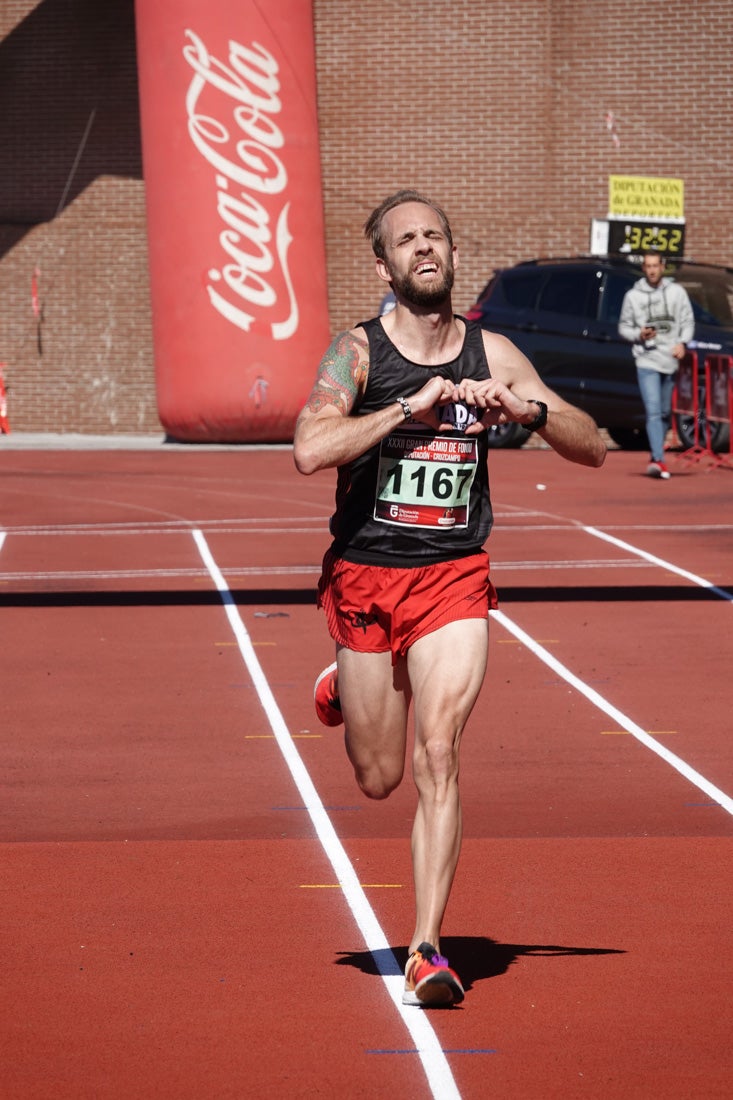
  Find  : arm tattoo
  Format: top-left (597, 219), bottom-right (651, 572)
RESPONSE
top-left (305, 331), bottom-right (368, 414)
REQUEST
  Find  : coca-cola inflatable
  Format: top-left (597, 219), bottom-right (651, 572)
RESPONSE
top-left (135, 0), bottom-right (331, 441)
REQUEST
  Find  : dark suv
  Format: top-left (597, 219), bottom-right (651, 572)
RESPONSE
top-left (464, 256), bottom-right (733, 450)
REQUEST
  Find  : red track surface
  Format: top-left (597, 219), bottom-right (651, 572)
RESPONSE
top-left (1, 445), bottom-right (731, 1098)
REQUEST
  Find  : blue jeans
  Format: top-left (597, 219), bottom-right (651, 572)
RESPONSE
top-left (636, 367), bottom-right (676, 462)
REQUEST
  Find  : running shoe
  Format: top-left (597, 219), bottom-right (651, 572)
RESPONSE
top-left (646, 460), bottom-right (671, 479)
top-left (402, 942), bottom-right (464, 1007)
top-left (314, 662), bottom-right (343, 727)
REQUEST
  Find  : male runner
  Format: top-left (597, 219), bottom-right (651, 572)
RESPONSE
top-left (293, 189), bottom-right (606, 1006)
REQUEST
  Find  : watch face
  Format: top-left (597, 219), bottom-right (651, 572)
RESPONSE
top-left (528, 401), bottom-right (547, 430)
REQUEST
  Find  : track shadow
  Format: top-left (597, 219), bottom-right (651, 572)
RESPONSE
top-left (335, 936), bottom-right (625, 993)
top-left (0, 582), bottom-right (729, 609)
top-left (497, 583), bottom-right (732, 603)
top-left (0, 587), bottom-right (317, 608)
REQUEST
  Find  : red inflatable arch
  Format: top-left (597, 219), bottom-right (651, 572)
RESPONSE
top-left (135, 0), bottom-right (331, 441)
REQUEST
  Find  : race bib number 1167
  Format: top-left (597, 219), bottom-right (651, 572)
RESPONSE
top-left (374, 430), bottom-right (479, 529)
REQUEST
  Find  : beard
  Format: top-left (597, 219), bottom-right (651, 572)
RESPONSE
top-left (389, 259), bottom-right (455, 308)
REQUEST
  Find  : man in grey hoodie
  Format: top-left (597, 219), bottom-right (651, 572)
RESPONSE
top-left (618, 251), bottom-right (694, 478)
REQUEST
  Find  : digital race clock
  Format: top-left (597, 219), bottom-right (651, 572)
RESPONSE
top-left (608, 219), bottom-right (686, 256)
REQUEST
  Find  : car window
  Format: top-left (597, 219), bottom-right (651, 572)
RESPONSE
top-left (536, 270), bottom-right (599, 318)
top-left (671, 268), bottom-right (733, 327)
top-left (600, 272), bottom-right (636, 323)
top-left (499, 270), bottom-right (544, 308)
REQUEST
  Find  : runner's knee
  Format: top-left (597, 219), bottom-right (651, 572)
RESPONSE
top-left (414, 736), bottom-right (459, 792)
top-left (354, 759), bottom-right (403, 800)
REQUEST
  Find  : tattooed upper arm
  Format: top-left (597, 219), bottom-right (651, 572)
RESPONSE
top-left (304, 329), bottom-right (369, 415)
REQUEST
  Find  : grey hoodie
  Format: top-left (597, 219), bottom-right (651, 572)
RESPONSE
top-left (618, 276), bottom-right (695, 374)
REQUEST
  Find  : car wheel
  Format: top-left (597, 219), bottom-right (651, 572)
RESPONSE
top-left (674, 412), bottom-right (730, 453)
top-left (484, 422), bottom-right (531, 449)
top-left (606, 426), bottom-right (649, 450)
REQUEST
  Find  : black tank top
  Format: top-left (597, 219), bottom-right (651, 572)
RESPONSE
top-left (328, 316), bottom-right (494, 567)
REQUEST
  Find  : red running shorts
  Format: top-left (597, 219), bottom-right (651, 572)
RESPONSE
top-left (317, 550), bottom-right (498, 663)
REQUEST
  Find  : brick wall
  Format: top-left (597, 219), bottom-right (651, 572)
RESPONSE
top-left (0, 0), bottom-right (155, 434)
top-left (1, 0), bottom-right (731, 435)
top-left (314, 0), bottom-right (733, 333)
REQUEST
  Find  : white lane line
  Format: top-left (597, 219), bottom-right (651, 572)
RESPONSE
top-left (497, 521), bottom-right (733, 533)
top-left (490, 608), bottom-right (733, 816)
top-left (2, 515), bottom-right (731, 537)
top-left (0, 518), bottom-right (329, 536)
top-left (584, 525), bottom-right (733, 603)
top-left (0, 565), bottom-right (320, 582)
top-left (191, 529), bottom-right (462, 1100)
top-left (494, 558), bottom-right (653, 571)
top-left (0, 531), bottom-right (5, 552)
top-left (0, 559), bottom-right (653, 583)
top-left (596, 524), bottom-right (733, 533)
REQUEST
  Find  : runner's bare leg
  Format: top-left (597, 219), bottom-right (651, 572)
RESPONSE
top-left (338, 619), bottom-right (487, 955)
top-left (406, 617), bottom-right (488, 954)
top-left (339, 647), bottom-right (411, 799)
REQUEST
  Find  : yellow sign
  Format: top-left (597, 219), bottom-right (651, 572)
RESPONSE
top-left (608, 176), bottom-right (684, 220)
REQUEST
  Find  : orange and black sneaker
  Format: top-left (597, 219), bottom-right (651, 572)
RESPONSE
top-left (314, 662), bottom-right (343, 727)
top-left (402, 942), bottom-right (464, 1007)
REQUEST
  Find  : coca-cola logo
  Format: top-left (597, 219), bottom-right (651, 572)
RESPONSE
top-left (183, 30), bottom-right (298, 339)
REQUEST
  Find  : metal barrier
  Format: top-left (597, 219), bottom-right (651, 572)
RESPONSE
top-left (672, 352), bottom-right (703, 457)
top-left (673, 351), bottom-right (733, 469)
top-left (704, 354), bottom-right (733, 469)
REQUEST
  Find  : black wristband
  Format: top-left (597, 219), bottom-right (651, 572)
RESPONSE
top-left (525, 400), bottom-right (548, 432)
top-left (396, 396), bottom-right (412, 421)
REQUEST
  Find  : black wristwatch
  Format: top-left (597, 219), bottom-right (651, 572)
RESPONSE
top-left (524, 399), bottom-right (548, 432)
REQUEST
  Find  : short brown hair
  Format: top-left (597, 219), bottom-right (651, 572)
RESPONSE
top-left (364, 189), bottom-right (454, 260)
